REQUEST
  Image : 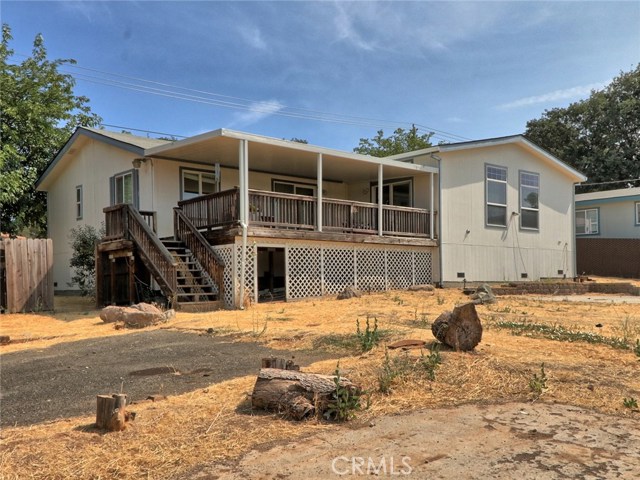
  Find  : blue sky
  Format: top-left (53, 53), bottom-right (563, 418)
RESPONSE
top-left (3, 1), bottom-right (639, 150)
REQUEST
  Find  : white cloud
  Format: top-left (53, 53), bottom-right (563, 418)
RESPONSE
top-left (231, 100), bottom-right (284, 127)
top-left (497, 81), bottom-right (609, 110)
top-left (333, 3), bottom-right (376, 51)
top-left (238, 25), bottom-right (267, 50)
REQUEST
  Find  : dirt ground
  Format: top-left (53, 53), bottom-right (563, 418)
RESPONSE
top-left (1, 330), bottom-right (334, 426)
top-left (1, 280), bottom-right (639, 479)
top-left (201, 402), bottom-right (640, 479)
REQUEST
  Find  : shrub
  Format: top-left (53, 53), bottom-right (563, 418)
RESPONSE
top-left (324, 363), bottom-right (364, 421)
top-left (69, 224), bottom-right (103, 297)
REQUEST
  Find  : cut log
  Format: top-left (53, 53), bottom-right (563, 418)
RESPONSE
top-left (96, 393), bottom-right (132, 431)
top-left (251, 368), bottom-right (359, 420)
top-left (431, 302), bottom-right (482, 351)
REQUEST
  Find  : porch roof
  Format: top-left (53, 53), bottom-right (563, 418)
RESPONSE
top-left (144, 128), bottom-right (437, 183)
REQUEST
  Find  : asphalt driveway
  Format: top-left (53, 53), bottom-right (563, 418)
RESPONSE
top-left (1, 330), bottom-right (332, 427)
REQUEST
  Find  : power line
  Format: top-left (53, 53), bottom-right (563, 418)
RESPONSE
top-left (577, 177), bottom-right (640, 187)
top-left (11, 52), bottom-right (473, 143)
top-left (100, 123), bottom-right (187, 139)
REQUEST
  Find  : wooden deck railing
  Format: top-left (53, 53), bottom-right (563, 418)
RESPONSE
top-left (177, 188), bottom-right (435, 237)
top-left (103, 204), bottom-right (177, 302)
top-left (174, 208), bottom-right (225, 298)
top-left (178, 188), bottom-right (239, 230)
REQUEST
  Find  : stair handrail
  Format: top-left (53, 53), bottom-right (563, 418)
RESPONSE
top-left (123, 205), bottom-right (178, 303)
top-left (173, 207), bottom-right (225, 300)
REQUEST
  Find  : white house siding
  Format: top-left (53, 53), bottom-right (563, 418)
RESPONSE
top-left (214, 237), bottom-right (439, 308)
top-left (438, 144), bottom-right (576, 283)
top-left (46, 138), bottom-right (141, 290)
top-left (576, 198), bottom-right (640, 238)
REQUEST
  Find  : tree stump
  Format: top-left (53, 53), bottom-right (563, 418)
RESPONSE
top-left (96, 394), bottom-right (133, 431)
top-left (261, 357), bottom-right (299, 370)
top-left (431, 302), bottom-right (483, 351)
top-left (251, 368), bottom-right (359, 420)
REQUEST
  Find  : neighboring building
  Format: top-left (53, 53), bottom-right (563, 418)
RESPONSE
top-left (36, 127), bottom-right (586, 308)
top-left (575, 187), bottom-right (640, 278)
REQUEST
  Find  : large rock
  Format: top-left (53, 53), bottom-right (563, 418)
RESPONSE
top-left (470, 283), bottom-right (496, 304)
top-left (337, 286), bottom-right (361, 300)
top-left (431, 302), bottom-right (483, 351)
top-left (408, 284), bottom-right (435, 293)
top-left (100, 303), bottom-right (175, 328)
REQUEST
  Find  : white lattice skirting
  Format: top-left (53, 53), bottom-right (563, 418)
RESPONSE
top-left (213, 241), bottom-right (435, 308)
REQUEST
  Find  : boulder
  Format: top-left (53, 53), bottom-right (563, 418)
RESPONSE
top-left (408, 284), bottom-right (435, 292)
top-left (337, 286), bottom-right (361, 300)
top-left (100, 303), bottom-right (175, 328)
top-left (470, 283), bottom-right (496, 304)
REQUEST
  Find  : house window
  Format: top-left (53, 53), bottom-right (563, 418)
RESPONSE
top-left (181, 169), bottom-right (217, 200)
top-left (272, 180), bottom-right (316, 196)
top-left (575, 208), bottom-right (599, 235)
top-left (486, 165), bottom-right (507, 227)
top-left (371, 179), bottom-right (413, 207)
top-left (110, 169), bottom-right (138, 208)
top-left (75, 185), bottom-right (83, 220)
top-left (520, 172), bottom-right (539, 230)
top-left (635, 202), bottom-right (640, 226)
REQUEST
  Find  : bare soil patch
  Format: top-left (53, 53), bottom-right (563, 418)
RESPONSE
top-left (204, 402), bottom-right (640, 479)
top-left (1, 330), bottom-right (333, 427)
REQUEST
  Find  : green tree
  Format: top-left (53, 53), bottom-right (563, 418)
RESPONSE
top-left (525, 65), bottom-right (640, 191)
top-left (0, 24), bottom-right (101, 236)
top-left (69, 224), bottom-right (103, 297)
top-left (353, 125), bottom-right (433, 157)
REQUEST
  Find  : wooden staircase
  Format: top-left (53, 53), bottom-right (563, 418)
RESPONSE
top-left (100, 204), bottom-right (225, 311)
top-left (162, 239), bottom-right (222, 311)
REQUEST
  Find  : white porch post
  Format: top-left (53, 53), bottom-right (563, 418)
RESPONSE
top-left (430, 172), bottom-right (434, 240)
top-left (316, 153), bottom-right (323, 232)
top-left (378, 163), bottom-right (383, 236)
top-left (238, 139), bottom-right (249, 308)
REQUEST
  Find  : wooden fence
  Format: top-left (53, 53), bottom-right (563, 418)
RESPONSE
top-left (0, 238), bottom-right (54, 313)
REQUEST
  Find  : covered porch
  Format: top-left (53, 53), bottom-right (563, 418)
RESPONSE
top-left (145, 129), bottom-right (439, 242)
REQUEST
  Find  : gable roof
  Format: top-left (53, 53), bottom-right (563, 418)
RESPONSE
top-left (36, 127), bottom-right (171, 189)
top-left (384, 135), bottom-right (587, 183)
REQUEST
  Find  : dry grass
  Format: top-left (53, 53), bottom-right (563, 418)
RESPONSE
top-left (1, 283), bottom-right (640, 479)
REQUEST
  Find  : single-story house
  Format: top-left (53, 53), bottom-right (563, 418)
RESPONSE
top-left (36, 127), bottom-right (587, 309)
top-left (575, 187), bottom-right (640, 278)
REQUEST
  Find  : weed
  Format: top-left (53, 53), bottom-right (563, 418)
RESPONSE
top-left (378, 349), bottom-right (398, 394)
top-left (623, 397), bottom-right (638, 409)
top-left (436, 295), bottom-right (445, 305)
top-left (408, 307), bottom-right (429, 328)
top-left (251, 313), bottom-right (268, 339)
top-left (492, 320), bottom-right (631, 350)
top-left (377, 344), bottom-right (442, 394)
top-left (313, 334), bottom-right (361, 352)
top-left (529, 363), bottom-right (548, 398)
top-left (357, 316), bottom-right (381, 352)
top-left (392, 295), bottom-right (404, 305)
top-left (634, 340), bottom-right (640, 360)
top-left (324, 363), bottom-right (364, 422)
top-left (419, 343), bottom-right (442, 381)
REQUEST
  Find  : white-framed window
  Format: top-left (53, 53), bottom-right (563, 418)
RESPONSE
top-left (272, 180), bottom-right (316, 196)
top-left (181, 169), bottom-right (217, 200)
top-left (635, 202), bottom-right (640, 226)
top-left (109, 169), bottom-right (139, 209)
top-left (575, 208), bottom-right (599, 235)
top-left (75, 185), bottom-right (83, 220)
top-left (486, 165), bottom-right (507, 227)
top-left (371, 178), bottom-right (413, 207)
top-left (520, 171), bottom-right (539, 230)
